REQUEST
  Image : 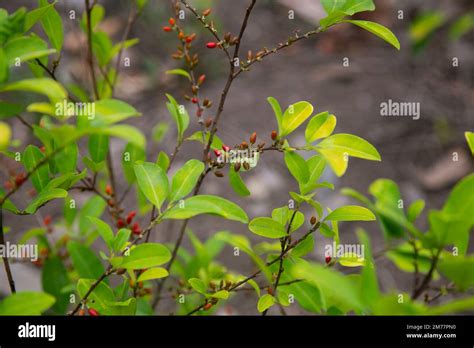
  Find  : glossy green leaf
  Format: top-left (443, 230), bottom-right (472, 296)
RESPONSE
top-left (68, 241), bottom-right (106, 280)
top-left (281, 101), bottom-right (313, 137)
top-left (88, 134), bottom-right (109, 163)
top-left (78, 195), bottom-right (107, 235)
top-left (284, 151), bottom-right (309, 185)
top-left (77, 279), bottom-right (114, 314)
top-left (166, 93), bottom-right (189, 142)
top-left (42, 256), bottom-right (70, 314)
top-left (166, 69), bottom-right (191, 80)
top-left (23, 145), bottom-right (49, 192)
top-left (267, 96), bottom-right (283, 135)
top-left (407, 199), bottom-right (425, 222)
top-left (24, 2), bottom-right (55, 31)
top-left (4, 36), bottom-right (55, 65)
top-left (271, 206), bottom-right (289, 225)
top-left (321, 0), bottom-right (374, 15)
top-left (113, 228), bottom-right (131, 253)
top-left (88, 217), bottom-right (114, 250)
top-left (39, 0), bottom-right (63, 51)
top-left (0, 78), bottom-right (67, 104)
top-left (24, 188), bottom-right (67, 214)
top-left (55, 142), bottom-right (78, 174)
top-left (0, 292), bottom-right (55, 315)
top-left (305, 112), bottom-right (336, 143)
top-left (438, 255), bottom-right (474, 291)
top-left (465, 131), bottom-right (474, 156)
top-left (120, 243), bottom-right (171, 269)
top-left (164, 195), bottom-right (249, 223)
top-left (188, 278), bottom-right (207, 295)
top-left (344, 20), bottom-right (400, 50)
top-left (186, 131), bottom-right (224, 151)
top-left (317, 134), bottom-right (381, 161)
top-left (324, 205), bottom-right (375, 222)
top-left (137, 267), bottom-right (169, 282)
top-left (169, 159), bottom-right (204, 203)
top-left (92, 99), bottom-right (141, 125)
top-left (257, 294), bottom-right (276, 312)
top-left (229, 167), bottom-right (250, 196)
top-left (133, 162), bottom-right (169, 210)
top-left (249, 217), bottom-right (287, 238)
top-left (156, 151), bottom-right (170, 171)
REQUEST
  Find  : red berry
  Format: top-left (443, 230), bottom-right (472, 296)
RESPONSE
top-left (132, 222), bottom-right (141, 235)
top-left (126, 211), bottom-right (137, 224)
top-left (249, 132), bottom-right (257, 144)
top-left (43, 215), bottom-right (52, 226)
top-left (88, 308), bottom-right (99, 316)
top-left (206, 42), bottom-right (217, 49)
top-left (40, 146), bottom-right (46, 153)
top-left (213, 149), bottom-right (222, 157)
top-left (191, 97), bottom-right (198, 104)
top-left (15, 173), bottom-right (26, 186)
top-left (117, 219), bottom-right (125, 228)
top-left (222, 145), bottom-right (231, 152)
top-left (202, 8), bottom-right (211, 17)
top-left (186, 33), bottom-right (196, 43)
top-left (163, 26), bottom-right (172, 32)
top-left (105, 184), bottom-right (113, 196)
top-left (271, 130), bottom-right (278, 141)
top-left (169, 17), bottom-right (176, 26)
top-left (203, 303), bottom-right (213, 310)
top-left (325, 256), bottom-right (332, 264)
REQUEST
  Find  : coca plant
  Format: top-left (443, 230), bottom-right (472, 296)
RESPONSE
top-left (0, 0), bottom-right (473, 316)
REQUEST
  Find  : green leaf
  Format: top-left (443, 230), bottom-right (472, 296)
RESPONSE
top-left (152, 122), bottom-right (169, 143)
top-left (169, 159), bottom-right (205, 203)
top-left (281, 101), bottom-right (313, 137)
top-left (77, 279), bottom-right (114, 314)
top-left (96, 125), bottom-right (145, 149)
top-left (113, 228), bottom-right (131, 253)
top-left (292, 234), bottom-right (315, 257)
top-left (344, 20), bottom-right (400, 50)
top-left (325, 205), bottom-right (375, 222)
top-left (267, 97), bottom-right (283, 135)
top-left (407, 199), bottom-right (425, 222)
top-left (120, 243), bottom-right (171, 269)
top-left (23, 144), bottom-right (49, 192)
top-left (357, 229), bottom-right (379, 306)
top-left (0, 78), bottom-right (67, 104)
top-left (186, 131), bottom-right (223, 150)
top-left (317, 134), bottom-right (381, 161)
top-left (438, 255), bottom-right (474, 291)
top-left (321, 0), bottom-right (375, 15)
top-left (0, 292), bottom-right (55, 315)
top-left (42, 256), bottom-right (70, 314)
top-left (300, 155), bottom-right (326, 194)
top-left (188, 278), bottom-right (207, 295)
top-left (54, 142), bottom-right (78, 174)
top-left (166, 68), bottom-right (191, 80)
top-left (449, 13), bottom-right (474, 41)
top-left (133, 162), bottom-right (169, 210)
top-left (79, 195), bottom-right (107, 235)
top-left (92, 99), bottom-right (141, 125)
top-left (39, 0), bottom-right (63, 51)
top-left (4, 36), bottom-right (55, 65)
top-left (24, 187), bottom-right (67, 214)
top-left (156, 151), bottom-right (170, 171)
top-left (305, 112), bottom-right (336, 143)
top-left (248, 217), bottom-right (287, 239)
top-left (443, 174), bottom-right (474, 225)
top-left (88, 134), bottom-right (109, 163)
top-left (257, 294), bottom-right (276, 312)
top-left (163, 195), bottom-right (249, 223)
top-left (137, 267), bottom-right (169, 282)
top-left (320, 10), bottom-right (347, 29)
top-left (166, 93), bottom-right (189, 142)
top-left (67, 241), bottom-right (106, 280)
top-left (24, 2), bottom-right (55, 31)
top-left (229, 167), bottom-right (251, 196)
top-left (122, 143), bottom-right (145, 183)
top-left (209, 290), bottom-right (229, 300)
top-left (284, 151), bottom-right (309, 185)
top-left (465, 131), bottom-right (474, 156)
top-left (272, 206), bottom-right (289, 225)
top-left (88, 217), bottom-right (114, 250)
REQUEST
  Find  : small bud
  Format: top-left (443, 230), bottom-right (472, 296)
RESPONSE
top-left (198, 74), bottom-right (206, 85)
top-left (214, 171), bottom-right (224, 178)
top-left (117, 219), bottom-right (125, 228)
top-left (325, 256), bottom-right (332, 264)
top-left (230, 36), bottom-right (239, 45)
top-left (178, 31), bottom-right (185, 40)
top-left (132, 222), bottom-right (141, 235)
top-left (191, 85), bottom-right (198, 94)
top-left (107, 199), bottom-right (114, 207)
top-left (203, 303), bottom-right (213, 310)
top-left (15, 173), bottom-right (26, 186)
top-left (186, 33), bottom-right (196, 43)
top-left (43, 215), bottom-right (52, 226)
top-left (78, 309), bottom-right (86, 316)
top-left (196, 108), bottom-right (203, 118)
top-left (310, 216), bottom-right (317, 225)
top-left (213, 149), bottom-right (222, 157)
top-left (202, 8), bottom-right (211, 17)
top-left (205, 117), bottom-right (213, 128)
top-left (243, 162), bottom-right (250, 171)
top-left (105, 184), bottom-right (113, 196)
top-left (267, 287), bottom-right (274, 296)
top-left (224, 32), bottom-right (232, 42)
top-left (169, 17), bottom-right (176, 26)
top-left (249, 132), bottom-right (257, 144)
top-left (247, 50), bottom-right (253, 61)
top-left (271, 130), bottom-right (278, 140)
top-left (116, 268), bottom-right (126, 275)
top-left (234, 162), bottom-right (241, 172)
top-left (240, 141), bottom-right (248, 149)
top-left (172, 53), bottom-right (182, 59)
top-left (191, 97), bottom-right (198, 104)
top-left (163, 26), bottom-right (172, 32)
top-left (222, 145), bottom-right (231, 152)
top-left (88, 308), bottom-right (99, 316)
top-left (206, 42), bottom-right (217, 49)
top-left (126, 211), bottom-right (137, 224)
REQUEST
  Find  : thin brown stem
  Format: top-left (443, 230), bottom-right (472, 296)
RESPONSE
top-left (85, 0), bottom-right (99, 100)
top-left (412, 248), bottom-right (442, 300)
top-left (0, 208), bottom-right (16, 293)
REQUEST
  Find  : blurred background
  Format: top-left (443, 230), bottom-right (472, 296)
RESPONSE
top-left (1, 0), bottom-right (473, 314)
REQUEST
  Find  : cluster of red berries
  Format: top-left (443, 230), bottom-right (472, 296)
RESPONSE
top-left (116, 210), bottom-right (141, 235)
top-left (3, 171), bottom-right (26, 190)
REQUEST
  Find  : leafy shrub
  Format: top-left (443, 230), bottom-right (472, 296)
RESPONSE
top-left (0, 0), bottom-right (473, 316)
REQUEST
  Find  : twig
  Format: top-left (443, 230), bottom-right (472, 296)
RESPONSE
top-left (411, 248), bottom-right (442, 300)
top-left (85, 0), bottom-right (99, 100)
top-left (15, 115), bottom-right (33, 130)
top-left (0, 208), bottom-right (16, 293)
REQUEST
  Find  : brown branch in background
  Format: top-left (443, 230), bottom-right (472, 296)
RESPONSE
top-left (85, 0), bottom-right (99, 100)
top-left (187, 223), bottom-right (320, 315)
top-left (0, 208), bottom-right (16, 294)
top-left (15, 115), bottom-right (33, 130)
